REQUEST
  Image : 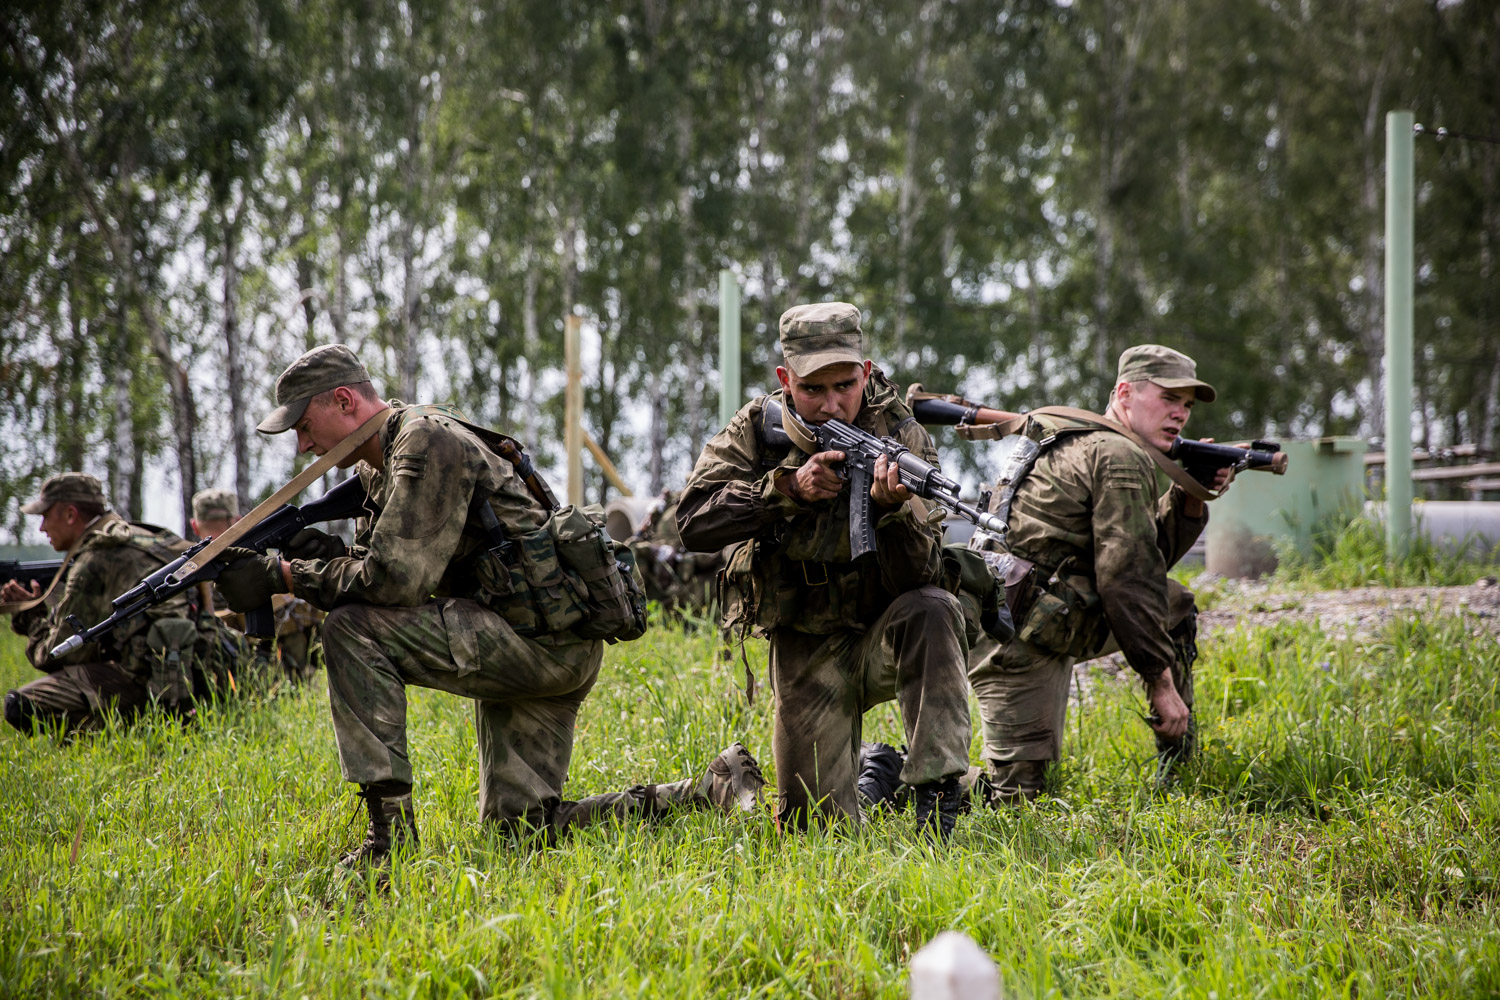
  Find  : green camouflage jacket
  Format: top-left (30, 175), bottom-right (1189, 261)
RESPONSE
top-left (289, 405), bottom-right (549, 610)
top-left (676, 370), bottom-right (945, 634)
top-left (11, 513), bottom-right (194, 672)
top-left (1005, 412), bottom-right (1207, 678)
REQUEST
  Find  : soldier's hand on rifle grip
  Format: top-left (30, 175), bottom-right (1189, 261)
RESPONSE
top-left (285, 526), bottom-right (347, 561)
top-left (1, 579), bottom-right (41, 603)
top-left (1196, 438), bottom-right (1238, 493)
top-left (778, 450), bottom-right (848, 502)
top-left (217, 549), bottom-right (289, 613)
top-left (869, 453), bottom-right (911, 508)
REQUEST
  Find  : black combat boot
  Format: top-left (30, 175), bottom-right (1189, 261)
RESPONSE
top-left (911, 775), bottom-right (963, 842)
top-left (856, 742), bottom-right (907, 810)
top-left (339, 783), bottom-right (419, 871)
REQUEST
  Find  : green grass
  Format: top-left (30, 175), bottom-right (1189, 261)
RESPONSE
top-left (1272, 511), bottom-right (1500, 590)
top-left (3, 607), bottom-right (1498, 998)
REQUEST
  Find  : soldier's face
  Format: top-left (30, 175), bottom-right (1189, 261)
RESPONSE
top-left (39, 504), bottom-right (86, 552)
top-left (293, 396), bottom-right (362, 467)
top-left (1119, 381), bottom-right (1195, 450)
top-left (777, 361), bottom-right (871, 425)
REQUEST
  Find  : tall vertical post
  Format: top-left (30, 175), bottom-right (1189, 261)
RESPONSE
top-left (565, 314), bottom-right (584, 506)
top-left (1384, 111), bottom-right (1414, 559)
top-left (719, 269), bottom-right (742, 429)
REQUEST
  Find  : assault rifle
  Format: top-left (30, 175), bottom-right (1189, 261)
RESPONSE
top-left (759, 398), bottom-right (1007, 558)
top-left (50, 477), bottom-right (366, 658)
top-left (0, 559), bottom-right (64, 593)
top-left (909, 395), bottom-right (1289, 487)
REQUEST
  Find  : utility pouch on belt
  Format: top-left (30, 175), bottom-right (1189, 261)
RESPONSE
top-left (474, 503), bottom-right (648, 643)
top-left (1013, 558), bottom-right (1107, 659)
top-left (144, 616), bottom-right (199, 708)
top-left (940, 544), bottom-right (1015, 646)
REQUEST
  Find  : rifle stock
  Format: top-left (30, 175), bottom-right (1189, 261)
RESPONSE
top-left (910, 394), bottom-right (1289, 486)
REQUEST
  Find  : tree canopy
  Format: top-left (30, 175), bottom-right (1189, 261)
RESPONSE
top-left (3, 0), bottom-right (1496, 538)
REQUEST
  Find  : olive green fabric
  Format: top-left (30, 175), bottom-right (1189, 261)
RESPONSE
top-left (1115, 344), bottom-right (1215, 402)
top-left (678, 368), bottom-right (971, 826)
top-left (969, 579), bottom-right (1198, 776)
top-left (778, 302), bottom-right (864, 377)
top-left (997, 412), bottom-right (1206, 680)
top-left (6, 661), bottom-right (152, 734)
top-left (257, 344), bottom-right (374, 434)
top-left (11, 513), bottom-right (195, 673)
top-left (191, 488), bottom-right (239, 523)
top-left (768, 585), bottom-right (970, 825)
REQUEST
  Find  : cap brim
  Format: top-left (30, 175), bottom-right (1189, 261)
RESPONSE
top-left (20, 499), bottom-right (51, 514)
top-left (785, 349), bottom-right (865, 378)
top-left (256, 395), bottom-right (312, 434)
top-left (1152, 377), bottom-right (1216, 403)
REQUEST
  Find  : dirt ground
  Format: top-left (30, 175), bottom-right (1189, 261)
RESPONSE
top-left (1194, 575), bottom-right (1500, 640)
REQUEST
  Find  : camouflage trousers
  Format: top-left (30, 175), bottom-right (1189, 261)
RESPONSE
top-left (768, 584), bottom-right (971, 827)
top-left (967, 579), bottom-right (1198, 800)
top-left (322, 598), bottom-right (721, 836)
top-left (5, 661), bottom-right (150, 735)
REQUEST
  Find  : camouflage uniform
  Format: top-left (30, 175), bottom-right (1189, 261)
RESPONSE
top-left (968, 410), bottom-right (1208, 799)
top-left (678, 374), bottom-right (971, 826)
top-left (7, 514), bottom-right (207, 733)
top-left (288, 403), bottom-right (728, 833)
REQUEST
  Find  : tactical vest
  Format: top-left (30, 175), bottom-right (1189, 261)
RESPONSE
top-left (719, 370), bottom-right (927, 638)
top-left (394, 406), bottom-right (649, 644)
top-left (969, 413), bottom-right (1118, 658)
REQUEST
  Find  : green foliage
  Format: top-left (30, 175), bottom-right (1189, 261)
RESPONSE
top-left (3, 609), bottom-right (1498, 997)
top-left (1273, 511), bottom-right (1500, 589)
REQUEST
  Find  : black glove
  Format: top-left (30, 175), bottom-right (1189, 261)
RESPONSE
top-left (217, 549), bottom-right (286, 613)
top-left (284, 526), bottom-right (347, 561)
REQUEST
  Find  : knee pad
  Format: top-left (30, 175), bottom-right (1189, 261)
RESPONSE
top-left (4, 691), bottom-right (36, 734)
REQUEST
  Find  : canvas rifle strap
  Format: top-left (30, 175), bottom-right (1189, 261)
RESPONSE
top-left (165, 409), bottom-right (389, 585)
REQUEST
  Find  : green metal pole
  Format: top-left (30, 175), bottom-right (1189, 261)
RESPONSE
top-left (1385, 111), bottom-right (1414, 559)
top-left (719, 269), bottom-right (742, 429)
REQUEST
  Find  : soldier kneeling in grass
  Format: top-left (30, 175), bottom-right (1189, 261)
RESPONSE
top-left (217, 345), bottom-right (764, 876)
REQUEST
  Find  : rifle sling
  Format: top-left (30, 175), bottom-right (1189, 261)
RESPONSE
top-left (166, 409), bottom-right (389, 584)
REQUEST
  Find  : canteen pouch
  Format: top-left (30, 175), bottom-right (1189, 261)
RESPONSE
top-left (144, 616), bottom-right (199, 708)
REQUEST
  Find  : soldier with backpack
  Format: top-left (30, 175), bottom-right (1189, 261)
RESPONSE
top-left (217, 345), bottom-right (761, 874)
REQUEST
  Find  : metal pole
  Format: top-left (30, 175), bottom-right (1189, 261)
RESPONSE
top-left (719, 269), bottom-right (742, 429)
top-left (1384, 111), bottom-right (1414, 559)
top-left (565, 314), bottom-right (584, 507)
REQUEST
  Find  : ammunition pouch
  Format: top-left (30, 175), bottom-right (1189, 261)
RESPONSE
top-left (139, 614), bottom-right (239, 706)
top-left (1012, 558), bottom-right (1108, 659)
top-left (474, 504), bottom-right (648, 643)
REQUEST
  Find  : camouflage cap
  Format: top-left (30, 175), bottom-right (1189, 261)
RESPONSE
top-left (21, 472), bottom-right (108, 514)
top-left (778, 302), bottom-right (865, 377)
top-left (192, 487), bottom-right (239, 523)
top-left (1117, 344), bottom-right (1216, 403)
top-left (257, 344), bottom-right (373, 434)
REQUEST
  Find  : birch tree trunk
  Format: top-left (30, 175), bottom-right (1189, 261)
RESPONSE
top-left (222, 200), bottom-right (251, 511)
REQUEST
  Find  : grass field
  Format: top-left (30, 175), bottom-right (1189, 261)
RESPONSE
top-left (3, 600), bottom-right (1498, 998)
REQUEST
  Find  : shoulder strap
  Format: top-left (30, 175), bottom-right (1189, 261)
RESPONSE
top-left (1026, 406), bottom-right (1216, 502)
